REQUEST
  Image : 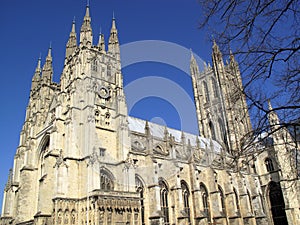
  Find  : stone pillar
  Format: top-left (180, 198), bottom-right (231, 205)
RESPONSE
top-left (148, 162), bottom-right (163, 225)
top-left (15, 167), bottom-right (36, 224)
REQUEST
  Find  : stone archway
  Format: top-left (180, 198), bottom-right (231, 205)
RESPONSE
top-left (268, 182), bottom-right (288, 225)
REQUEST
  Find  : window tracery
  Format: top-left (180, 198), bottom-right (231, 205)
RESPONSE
top-left (159, 179), bottom-right (169, 225)
top-left (100, 169), bottom-right (114, 191)
top-left (200, 183), bottom-right (211, 221)
top-left (181, 181), bottom-right (191, 223)
top-left (265, 158), bottom-right (275, 172)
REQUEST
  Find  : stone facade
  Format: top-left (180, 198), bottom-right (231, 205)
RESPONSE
top-left (1, 5), bottom-right (299, 225)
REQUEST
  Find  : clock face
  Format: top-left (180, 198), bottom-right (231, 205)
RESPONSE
top-left (98, 85), bottom-right (110, 99)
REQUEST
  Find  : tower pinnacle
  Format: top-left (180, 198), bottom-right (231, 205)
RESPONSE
top-left (66, 19), bottom-right (77, 59)
top-left (31, 56), bottom-right (42, 92)
top-left (80, 5), bottom-right (93, 47)
top-left (41, 46), bottom-right (53, 84)
top-left (98, 29), bottom-right (105, 52)
top-left (108, 16), bottom-right (120, 59)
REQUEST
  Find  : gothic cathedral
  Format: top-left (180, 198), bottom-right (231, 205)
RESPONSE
top-left (1, 5), bottom-right (299, 225)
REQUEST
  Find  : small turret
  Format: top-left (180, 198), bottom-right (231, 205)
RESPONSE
top-left (65, 19), bottom-right (77, 59)
top-left (31, 56), bottom-right (41, 92)
top-left (80, 5), bottom-right (93, 47)
top-left (108, 16), bottom-right (120, 59)
top-left (41, 46), bottom-right (53, 84)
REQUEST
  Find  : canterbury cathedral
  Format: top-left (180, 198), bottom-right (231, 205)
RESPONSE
top-left (1, 5), bottom-right (299, 225)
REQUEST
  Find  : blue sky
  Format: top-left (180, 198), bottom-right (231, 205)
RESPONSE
top-left (0, 0), bottom-right (214, 209)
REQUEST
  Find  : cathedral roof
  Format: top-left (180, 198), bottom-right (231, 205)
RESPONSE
top-left (128, 116), bottom-right (222, 153)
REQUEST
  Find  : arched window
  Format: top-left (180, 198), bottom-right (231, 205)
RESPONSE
top-left (233, 188), bottom-right (240, 214)
top-left (268, 182), bottom-right (288, 225)
top-left (136, 176), bottom-right (145, 225)
top-left (265, 158), bottom-right (275, 172)
top-left (211, 77), bottom-right (219, 98)
top-left (200, 183), bottom-right (211, 221)
top-left (209, 121), bottom-right (216, 140)
top-left (92, 59), bottom-right (98, 72)
top-left (181, 181), bottom-right (191, 224)
top-left (159, 179), bottom-right (169, 225)
top-left (203, 81), bottom-right (210, 103)
top-left (100, 169), bottom-right (114, 191)
top-left (39, 136), bottom-right (50, 178)
top-left (218, 185), bottom-right (226, 214)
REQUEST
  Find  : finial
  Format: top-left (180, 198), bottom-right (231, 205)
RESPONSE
top-left (112, 10), bottom-right (115, 20)
top-left (87, 0), bottom-right (90, 7)
top-left (46, 43), bottom-right (52, 59)
top-left (213, 39), bottom-right (217, 46)
top-left (190, 48), bottom-right (195, 60)
top-left (99, 26), bottom-right (102, 35)
top-left (38, 53), bottom-right (41, 68)
top-left (267, 99), bottom-right (273, 110)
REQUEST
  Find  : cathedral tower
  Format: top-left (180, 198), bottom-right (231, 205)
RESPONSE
top-left (190, 42), bottom-right (252, 152)
top-left (1, 6), bottom-right (136, 224)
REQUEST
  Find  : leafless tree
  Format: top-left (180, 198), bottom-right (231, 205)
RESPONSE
top-left (198, 0), bottom-right (300, 148)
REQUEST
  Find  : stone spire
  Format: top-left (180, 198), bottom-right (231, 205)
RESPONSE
top-left (41, 46), bottom-right (53, 84)
top-left (80, 5), bottom-right (93, 47)
top-left (108, 15), bottom-right (120, 59)
top-left (190, 50), bottom-right (199, 77)
top-left (31, 56), bottom-right (41, 91)
top-left (212, 40), bottom-right (223, 64)
top-left (97, 29), bottom-right (105, 53)
top-left (229, 50), bottom-right (240, 73)
top-left (267, 100), bottom-right (281, 130)
top-left (65, 19), bottom-right (77, 59)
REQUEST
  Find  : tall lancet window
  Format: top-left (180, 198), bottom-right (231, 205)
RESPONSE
top-left (211, 77), bottom-right (219, 98)
top-left (265, 158), bottom-right (275, 172)
top-left (136, 176), bottom-right (145, 225)
top-left (200, 183), bottom-right (211, 221)
top-left (181, 181), bottom-right (191, 224)
top-left (39, 136), bottom-right (50, 178)
top-left (91, 58), bottom-right (98, 72)
top-left (203, 81), bottom-right (210, 103)
top-left (209, 121), bottom-right (216, 140)
top-left (159, 179), bottom-right (170, 225)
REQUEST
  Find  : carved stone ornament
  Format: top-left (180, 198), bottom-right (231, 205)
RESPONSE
top-left (153, 145), bottom-right (168, 156)
top-left (54, 150), bottom-right (68, 168)
top-left (88, 147), bottom-right (99, 166)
